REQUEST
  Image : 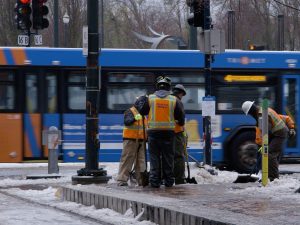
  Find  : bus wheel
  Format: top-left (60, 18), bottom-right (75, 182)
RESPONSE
top-left (230, 131), bottom-right (258, 173)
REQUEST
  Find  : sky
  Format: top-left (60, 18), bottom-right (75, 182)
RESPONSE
top-left (0, 162), bottom-right (299, 225)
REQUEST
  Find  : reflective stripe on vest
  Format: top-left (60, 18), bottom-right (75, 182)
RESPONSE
top-left (122, 107), bottom-right (147, 139)
top-left (267, 108), bottom-right (287, 133)
top-left (258, 107), bottom-right (287, 133)
top-left (148, 94), bottom-right (176, 130)
top-left (175, 123), bottom-right (184, 133)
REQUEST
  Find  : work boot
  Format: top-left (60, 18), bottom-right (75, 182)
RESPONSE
top-left (175, 178), bottom-right (186, 185)
top-left (150, 183), bottom-right (160, 188)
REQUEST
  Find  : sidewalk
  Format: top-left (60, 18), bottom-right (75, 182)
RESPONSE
top-left (61, 181), bottom-right (300, 225)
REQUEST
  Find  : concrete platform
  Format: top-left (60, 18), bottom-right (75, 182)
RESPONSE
top-left (61, 182), bottom-right (300, 225)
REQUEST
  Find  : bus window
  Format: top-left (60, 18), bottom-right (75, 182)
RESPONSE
top-left (181, 86), bottom-right (205, 111)
top-left (216, 86), bottom-right (276, 112)
top-left (284, 78), bottom-right (297, 148)
top-left (214, 74), bottom-right (277, 112)
top-left (0, 71), bottom-right (15, 110)
top-left (46, 75), bottom-right (57, 113)
top-left (107, 87), bottom-right (148, 110)
top-left (162, 73), bottom-right (205, 111)
top-left (108, 73), bottom-right (154, 83)
top-left (107, 72), bottom-right (154, 111)
top-left (165, 74), bottom-right (205, 84)
top-left (67, 72), bottom-right (86, 111)
top-left (25, 74), bottom-right (38, 113)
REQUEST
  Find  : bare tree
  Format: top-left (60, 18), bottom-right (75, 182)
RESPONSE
top-left (0, 0), bottom-right (21, 46)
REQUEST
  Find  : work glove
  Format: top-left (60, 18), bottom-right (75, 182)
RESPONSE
top-left (289, 129), bottom-right (296, 138)
top-left (183, 131), bottom-right (188, 138)
top-left (134, 114), bottom-right (142, 121)
top-left (258, 146), bottom-right (263, 154)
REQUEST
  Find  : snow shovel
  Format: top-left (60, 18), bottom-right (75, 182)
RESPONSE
top-left (140, 116), bottom-right (149, 187)
top-left (234, 152), bottom-right (261, 183)
top-left (184, 136), bottom-right (197, 184)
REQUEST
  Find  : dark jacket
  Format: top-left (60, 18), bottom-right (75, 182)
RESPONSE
top-left (135, 90), bottom-right (185, 134)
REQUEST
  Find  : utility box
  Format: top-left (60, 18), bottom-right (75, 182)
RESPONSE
top-left (204, 29), bottom-right (225, 54)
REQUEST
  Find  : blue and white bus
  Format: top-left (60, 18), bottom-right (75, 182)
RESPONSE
top-left (0, 47), bottom-right (299, 173)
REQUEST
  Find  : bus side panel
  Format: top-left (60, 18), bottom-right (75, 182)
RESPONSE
top-left (62, 114), bottom-right (86, 162)
top-left (0, 114), bottom-right (22, 162)
top-left (63, 114), bottom-right (124, 162)
top-left (43, 114), bottom-right (61, 157)
top-left (24, 114), bottom-right (42, 158)
top-left (99, 114), bottom-right (123, 162)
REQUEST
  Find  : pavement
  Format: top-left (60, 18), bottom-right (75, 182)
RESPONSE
top-left (61, 180), bottom-right (300, 225)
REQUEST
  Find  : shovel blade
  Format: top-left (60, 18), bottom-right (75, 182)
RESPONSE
top-left (186, 177), bottom-right (197, 184)
top-left (234, 175), bottom-right (259, 183)
top-left (140, 171), bottom-right (149, 187)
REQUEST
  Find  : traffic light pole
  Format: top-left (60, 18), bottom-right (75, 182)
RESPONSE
top-left (203, 54), bottom-right (212, 165)
top-left (203, 0), bottom-right (212, 166)
top-left (72, 0), bottom-right (110, 185)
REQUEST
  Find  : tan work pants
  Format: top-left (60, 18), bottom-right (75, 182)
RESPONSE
top-left (117, 139), bottom-right (146, 185)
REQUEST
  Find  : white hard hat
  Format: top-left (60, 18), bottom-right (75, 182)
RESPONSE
top-left (242, 101), bottom-right (255, 115)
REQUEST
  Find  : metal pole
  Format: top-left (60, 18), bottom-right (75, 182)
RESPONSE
top-left (85, 0), bottom-right (100, 171)
top-left (189, 26), bottom-right (197, 50)
top-left (203, 0), bottom-right (212, 166)
top-left (48, 148), bottom-right (59, 174)
top-left (54, 0), bottom-right (59, 47)
top-left (277, 14), bottom-right (284, 51)
top-left (47, 127), bottom-right (59, 174)
top-left (73, 0), bottom-right (110, 184)
top-left (100, 0), bottom-right (104, 48)
top-left (227, 10), bottom-right (235, 49)
top-left (64, 24), bottom-right (67, 47)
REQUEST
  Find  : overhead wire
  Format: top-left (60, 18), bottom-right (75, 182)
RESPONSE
top-left (272, 0), bottom-right (300, 12)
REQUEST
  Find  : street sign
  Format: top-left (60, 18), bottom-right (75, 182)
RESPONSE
top-left (18, 35), bottom-right (29, 46)
top-left (82, 26), bottom-right (88, 56)
top-left (202, 96), bottom-right (216, 117)
top-left (34, 35), bottom-right (43, 45)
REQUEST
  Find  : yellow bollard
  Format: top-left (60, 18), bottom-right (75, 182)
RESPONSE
top-left (261, 99), bottom-right (269, 186)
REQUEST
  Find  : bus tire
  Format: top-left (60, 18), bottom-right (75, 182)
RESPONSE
top-left (229, 131), bottom-right (258, 173)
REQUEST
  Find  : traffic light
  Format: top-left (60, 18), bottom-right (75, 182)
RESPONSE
top-left (32, 0), bottom-right (49, 30)
top-left (187, 0), bottom-right (204, 28)
top-left (248, 44), bottom-right (265, 51)
top-left (14, 0), bottom-right (32, 30)
top-left (186, 0), bottom-right (210, 29)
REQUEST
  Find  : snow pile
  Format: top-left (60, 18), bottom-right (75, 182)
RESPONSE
top-left (189, 163), bottom-right (239, 184)
top-left (2, 186), bottom-right (156, 225)
top-left (230, 174), bottom-right (300, 199)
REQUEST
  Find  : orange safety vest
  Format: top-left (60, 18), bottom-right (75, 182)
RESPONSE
top-left (255, 108), bottom-right (291, 145)
top-left (123, 107), bottom-right (147, 140)
top-left (148, 94), bottom-right (176, 130)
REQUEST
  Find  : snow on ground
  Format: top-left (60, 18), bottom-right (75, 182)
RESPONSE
top-left (0, 162), bottom-right (299, 225)
top-left (2, 187), bottom-right (155, 225)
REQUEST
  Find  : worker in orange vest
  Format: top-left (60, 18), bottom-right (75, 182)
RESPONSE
top-left (117, 101), bottom-right (147, 186)
top-left (135, 76), bottom-right (185, 188)
top-left (172, 84), bottom-right (187, 184)
top-left (242, 101), bottom-right (296, 181)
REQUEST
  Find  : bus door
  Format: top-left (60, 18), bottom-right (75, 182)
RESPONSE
top-left (24, 71), bottom-right (60, 160)
top-left (42, 71), bottom-right (61, 158)
top-left (0, 70), bottom-right (22, 162)
top-left (282, 75), bottom-right (299, 157)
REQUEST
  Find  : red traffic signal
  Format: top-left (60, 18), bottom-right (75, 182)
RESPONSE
top-left (20, 0), bottom-right (31, 3)
top-left (15, 0), bottom-right (32, 30)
